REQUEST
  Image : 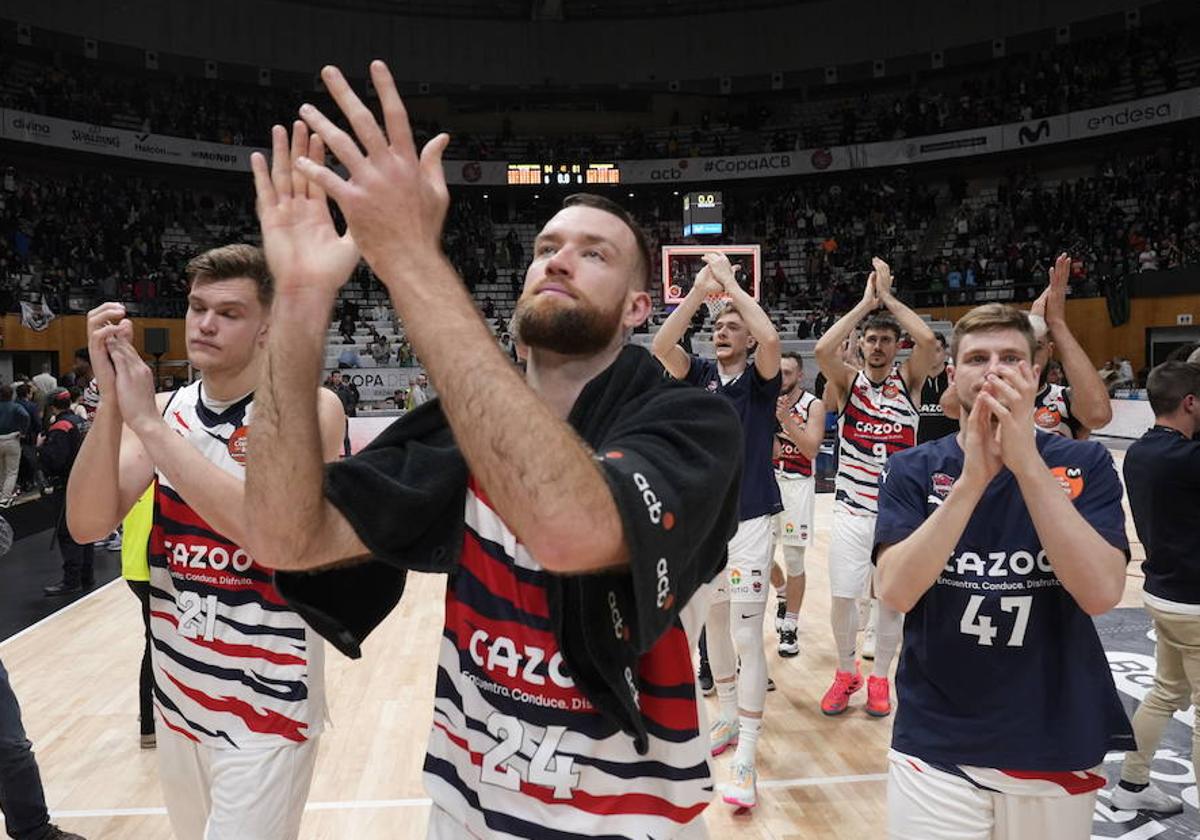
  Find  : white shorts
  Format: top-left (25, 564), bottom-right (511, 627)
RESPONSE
top-left (887, 754), bottom-right (1097, 840)
top-left (828, 509), bottom-right (877, 600)
top-left (157, 730), bottom-right (319, 840)
top-left (426, 804), bottom-right (711, 839)
top-left (774, 473), bottom-right (815, 548)
top-left (713, 514), bottom-right (774, 605)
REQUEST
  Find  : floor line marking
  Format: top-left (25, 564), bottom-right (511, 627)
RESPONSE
top-left (0, 579), bottom-right (120, 649)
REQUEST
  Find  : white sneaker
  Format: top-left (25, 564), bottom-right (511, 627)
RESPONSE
top-left (778, 618), bottom-right (799, 657)
top-left (720, 762), bottom-right (757, 809)
top-left (1110, 782), bottom-right (1183, 814)
top-left (710, 717), bottom-right (738, 757)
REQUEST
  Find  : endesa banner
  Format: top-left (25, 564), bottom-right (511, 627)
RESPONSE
top-left (2, 87), bottom-right (1198, 182)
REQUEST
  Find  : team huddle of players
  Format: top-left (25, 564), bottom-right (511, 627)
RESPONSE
top-left (50, 59), bottom-right (1148, 840)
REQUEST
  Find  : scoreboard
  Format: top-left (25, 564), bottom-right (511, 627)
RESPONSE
top-left (683, 191), bottom-right (723, 236)
top-left (506, 163), bottom-right (621, 186)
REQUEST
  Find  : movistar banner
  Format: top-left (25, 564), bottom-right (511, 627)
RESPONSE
top-left (2, 87), bottom-right (1197, 183)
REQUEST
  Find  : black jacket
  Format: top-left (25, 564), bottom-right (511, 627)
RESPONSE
top-left (39, 410), bottom-right (84, 483)
top-left (275, 345), bottom-right (743, 752)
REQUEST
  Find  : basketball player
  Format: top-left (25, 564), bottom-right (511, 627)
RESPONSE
top-left (875, 303), bottom-right (1132, 839)
top-left (813, 258), bottom-right (939, 717)
top-left (652, 253), bottom-right (782, 809)
top-left (918, 333), bottom-right (957, 444)
top-left (771, 352), bottom-right (824, 657)
top-left (944, 254), bottom-right (1111, 439)
top-left (241, 63), bottom-right (742, 840)
top-left (66, 244), bottom-right (346, 840)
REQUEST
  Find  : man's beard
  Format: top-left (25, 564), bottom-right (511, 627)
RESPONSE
top-left (514, 292), bottom-right (624, 356)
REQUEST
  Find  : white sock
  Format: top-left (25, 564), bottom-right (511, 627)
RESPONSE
top-left (716, 680), bottom-right (738, 724)
top-left (872, 602), bottom-right (904, 677)
top-left (831, 596), bottom-right (859, 673)
top-left (733, 716), bottom-right (763, 767)
top-left (784, 611), bottom-right (799, 624)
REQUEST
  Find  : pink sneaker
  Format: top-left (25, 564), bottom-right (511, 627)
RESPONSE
top-left (820, 665), bottom-right (863, 715)
top-left (865, 675), bottom-right (892, 717)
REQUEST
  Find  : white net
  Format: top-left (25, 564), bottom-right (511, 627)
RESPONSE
top-left (703, 294), bottom-right (731, 321)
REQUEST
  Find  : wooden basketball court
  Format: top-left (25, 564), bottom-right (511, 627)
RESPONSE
top-left (0, 453), bottom-right (1146, 839)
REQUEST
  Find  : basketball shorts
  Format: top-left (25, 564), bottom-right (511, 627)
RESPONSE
top-left (828, 508), bottom-right (876, 600)
top-left (426, 803), bottom-right (711, 839)
top-left (157, 729), bottom-right (318, 840)
top-left (887, 752), bottom-right (1098, 840)
top-left (774, 472), bottom-right (814, 549)
top-left (713, 514), bottom-right (774, 605)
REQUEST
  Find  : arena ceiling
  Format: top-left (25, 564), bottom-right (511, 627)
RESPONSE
top-left (282, 0), bottom-right (813, 20)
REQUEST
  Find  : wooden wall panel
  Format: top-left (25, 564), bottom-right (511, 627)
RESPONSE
top-left (919, 294), bottom-right (1200, 369)
top-left (0, 315), bottom-right (189, 372)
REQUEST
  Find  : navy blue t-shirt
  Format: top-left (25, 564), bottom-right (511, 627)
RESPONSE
top-left (686, 357), bottom-right (782, 522)
top-left (1124, 426), bottom-right (1200, 604)
top-left (873, 431), bottom-right (1134, 771)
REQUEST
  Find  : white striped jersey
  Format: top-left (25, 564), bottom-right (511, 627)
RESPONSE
top-left (890, 751), bottom-right (1106, 797)
top-left (835, 366), bottom-right (918, 516)
top-left (148, 381), bottom-right (325, 749)
top-left (425, 480), bottom-right (713, 839)
top-left (773, 390), bottom-right (818, 477)
top-left (1033, 382), bottom-right (1082, 438)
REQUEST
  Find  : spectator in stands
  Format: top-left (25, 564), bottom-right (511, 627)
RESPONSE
top-left (325, 371), bottom-right (359, 457)
top-left (407, 373), bottom-right (431, 409)
top-left (0, 385), bottom-right (29, 506)
top-left (336, 339), bottom-right (361, 369)
top-left (370, 334), bottom-right (392, 367)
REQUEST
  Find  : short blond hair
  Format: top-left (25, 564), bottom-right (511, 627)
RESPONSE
top-left (950, 303), bottom-right (1037, 363)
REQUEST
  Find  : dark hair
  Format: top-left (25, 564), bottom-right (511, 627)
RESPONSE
top-left (0, 385), bottom-right (11, 402)
top-left (862, 311), bottom-right (901, 340)
top-left (186, 243), bottom-right (273, 307)
top-left (561, 193), bottom-right (652, 291)
top-left (74, 347), bottom-right (90, 364)
top-left (1146, 361), bottom-right (1200, 417)
top-left (935, 332), bottom-right (948, 348)
top-left (50, 389), bottom-right (72, 410)
top-left (781, 351), bottom-right (804, 368)
top-left (14, 383), bottom-right (30, 400)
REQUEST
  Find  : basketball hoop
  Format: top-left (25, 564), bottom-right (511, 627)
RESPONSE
top-left (704, 294), bottom-right (731, 320)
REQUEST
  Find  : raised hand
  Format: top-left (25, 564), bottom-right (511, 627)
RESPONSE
top-left (1045, 252), bottom-right (1070, 324)
top-left (701, 252), bottom-right (741, 296)
top-left (871, 257), bottom-right (894, 300)
top-left (860, 271), bottom-right (879, 308)
top-left (692, 264), bottom-right (724, 299)
top-left (776, 392), bottom-right (800, 425)
top-left (975, 360), bottom-right (1041, 474)
top-left (85, 302), bottom-right (134, 402)
top-left (292, 62), bottom-right (451, 287)
top-left (960, 395), bottom-right (1002, 490)
top-left (106, 338), bottom-right (160, 435)
top-left (251, 121), bottom-right (360, 298)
